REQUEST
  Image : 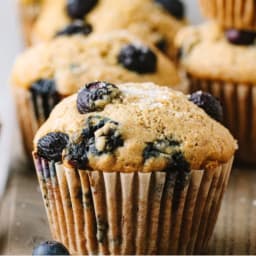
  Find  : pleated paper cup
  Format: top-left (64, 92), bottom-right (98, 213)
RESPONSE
top-left (33, 152), bottom-right (234, 255)
top-left (199, 0), bottom-right (256, 31)
top-left (14, 87), bottom-right (61, 156)
top-left (18, 2), bottom-right (41, 46)
top-left (188, 74), bottom-right (256, 164)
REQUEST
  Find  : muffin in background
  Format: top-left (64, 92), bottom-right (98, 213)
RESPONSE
top-left (31, 0), bottom-right (186, 59)
top-left (11, 31), bottom-right (181, 155)
top-left (33, 81), bottom-right (237, 255)
top-left (18, 0), bottom-right (43, 46)
top-left (176, 22), bottom-right (256, 164)
top-left (199, 0), bottom-right (256, 31)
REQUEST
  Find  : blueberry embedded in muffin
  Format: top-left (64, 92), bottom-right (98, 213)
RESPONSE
top-left (37, 132), bottom-right (69, 161)
top-left (56, 21), bottom-right (92, 37)
top-left (118, 44), bottom-right (157, 74)
top-left (143, 138), bottom-right (190, 172)
top-left (155, 0), bottom-right (185, 20)
top-left (225, 29), bottom-right (256, 46)
top-left (66, 0), bottom-right (98, 19)
top-left (76, 81), bottom-right (121, 114)
top-left (189, 91), bottom-right (223, 122)
top-left (64, 115), bottom-right (124, 170)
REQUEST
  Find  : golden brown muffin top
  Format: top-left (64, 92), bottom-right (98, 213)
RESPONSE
top-left (11, 31), bottom-right (181, 95)
top-left (34, 82), bottom-right (237, 173)
top-left (176, 22), bottom-right (256, 84)
top-left (31, 0), bottom-right (186, 58)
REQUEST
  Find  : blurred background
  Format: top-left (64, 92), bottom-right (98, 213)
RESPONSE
top-left (0, 1), bottom-right (203, 196)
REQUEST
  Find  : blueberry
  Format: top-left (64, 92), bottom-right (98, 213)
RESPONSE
top-left (67, 0), bottom-right (98, 19)
top-left (189, 91), bottom-right (223, 122)
top-left (56, 21), bottom-right (92, 36)
top-left (32, 241), bottom-right (69, 255)
top-left (155, 38), bottom-right (167, 52)
top-left (64, 116), bottom-right (123, 169)
top-left (225, 29), bottom-right (256, 45)
top-left (143, 139), bottom-right (180, 159)
top-left (77, 81), bottom-right (121, 114)
top-left (118, 44), bottom-right (157, 74)
top-left (37, 132), bottom-right (69, 161)
top-left (169, 151), bottom-right (190, 172)
top-left (155, 0), bottom-right (184, 20)
top-left (82, 116), bottom-right (123, 154)
top-left (143, 139), bottom-right (190, 172)
top-left (65, 141), bottom-right (88, 169)
top-left (30, 79), bottom-right (60, 119)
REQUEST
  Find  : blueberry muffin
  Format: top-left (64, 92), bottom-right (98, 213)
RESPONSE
top-left (175, 22), bottom-right (256, 164)
top-left (18, 0), bottom-right (43, 45)
top-left (31, 0), bottom-right (186, 59)
top-left (199, 0), bottom-right (256, 31)
top-left (33, 81), bottom-right (236, 255)
top-left (11, 31), bottom-right (181, 155)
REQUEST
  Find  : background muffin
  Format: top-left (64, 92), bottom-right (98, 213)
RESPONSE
top-left (31, 0), bottom-right (186, 59)
top-left (33, 82), bottom-right (236, 255)
top-left (199, 0), bottom-right (256, 31)
top-left (176, 22), bottom-right (256, 163)
top-left (11, 31), bottom-right (181, 155)
top-left (18, 0), bottom-right (43, 45)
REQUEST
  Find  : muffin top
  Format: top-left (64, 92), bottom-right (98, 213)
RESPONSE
top-left (175, 22), bottom-right (256, 84)
top-left (34, 82), bottom-right (237, 173)
top-left (11, 31), bottom-right (180, 95)
top-left (31, 0), bottom-right (186, 58)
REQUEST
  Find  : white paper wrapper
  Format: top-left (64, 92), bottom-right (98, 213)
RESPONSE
top-left (33, 153), bottom-right (233, 254)
top-left (189, 75), bottom-right (256, 164)
top-left (199, 0), bottom-right (256, 31)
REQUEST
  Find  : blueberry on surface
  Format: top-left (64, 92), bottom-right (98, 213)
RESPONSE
top-left (189, 91), bottom-right (223, 122)
top-left (56, 21), bottom-right (92, 36)
top-left (76, 81), bottom-right (121, 114)
top-left (155, 38), bottom-right (168, 52)
top-left (67, 0), bottom-right (98, 19)
top-left (225, 29), bottom-right (256, 45)
top-left (155, 0), bottom-right (184, 20)
top-left (118, 44), bottom-right (157, 74)
top-left (37, 132), bottom-right (69, 161)
top-left (32, 241), bottom-right (69, 255)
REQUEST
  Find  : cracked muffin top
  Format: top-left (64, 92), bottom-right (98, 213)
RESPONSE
top-left (175, 22), bottom-right (256, 84)
top-left (34, 82), bottom-right (237, 173)
top-left (11, 31), bottom-right (180, 95)
top-left (31, 0), bottom-right (186, 58)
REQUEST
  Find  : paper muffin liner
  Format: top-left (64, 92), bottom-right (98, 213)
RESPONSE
top-left (188, 74), bottom-right (256, 164)
top-left (199, 0), bottom-right (256, 31)
top-left (18, 2), bottom-right (41, 46)
top-left (14, 87), bottom-right (61, 155)
top-left (33, 152), bottom-right (233, 254)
